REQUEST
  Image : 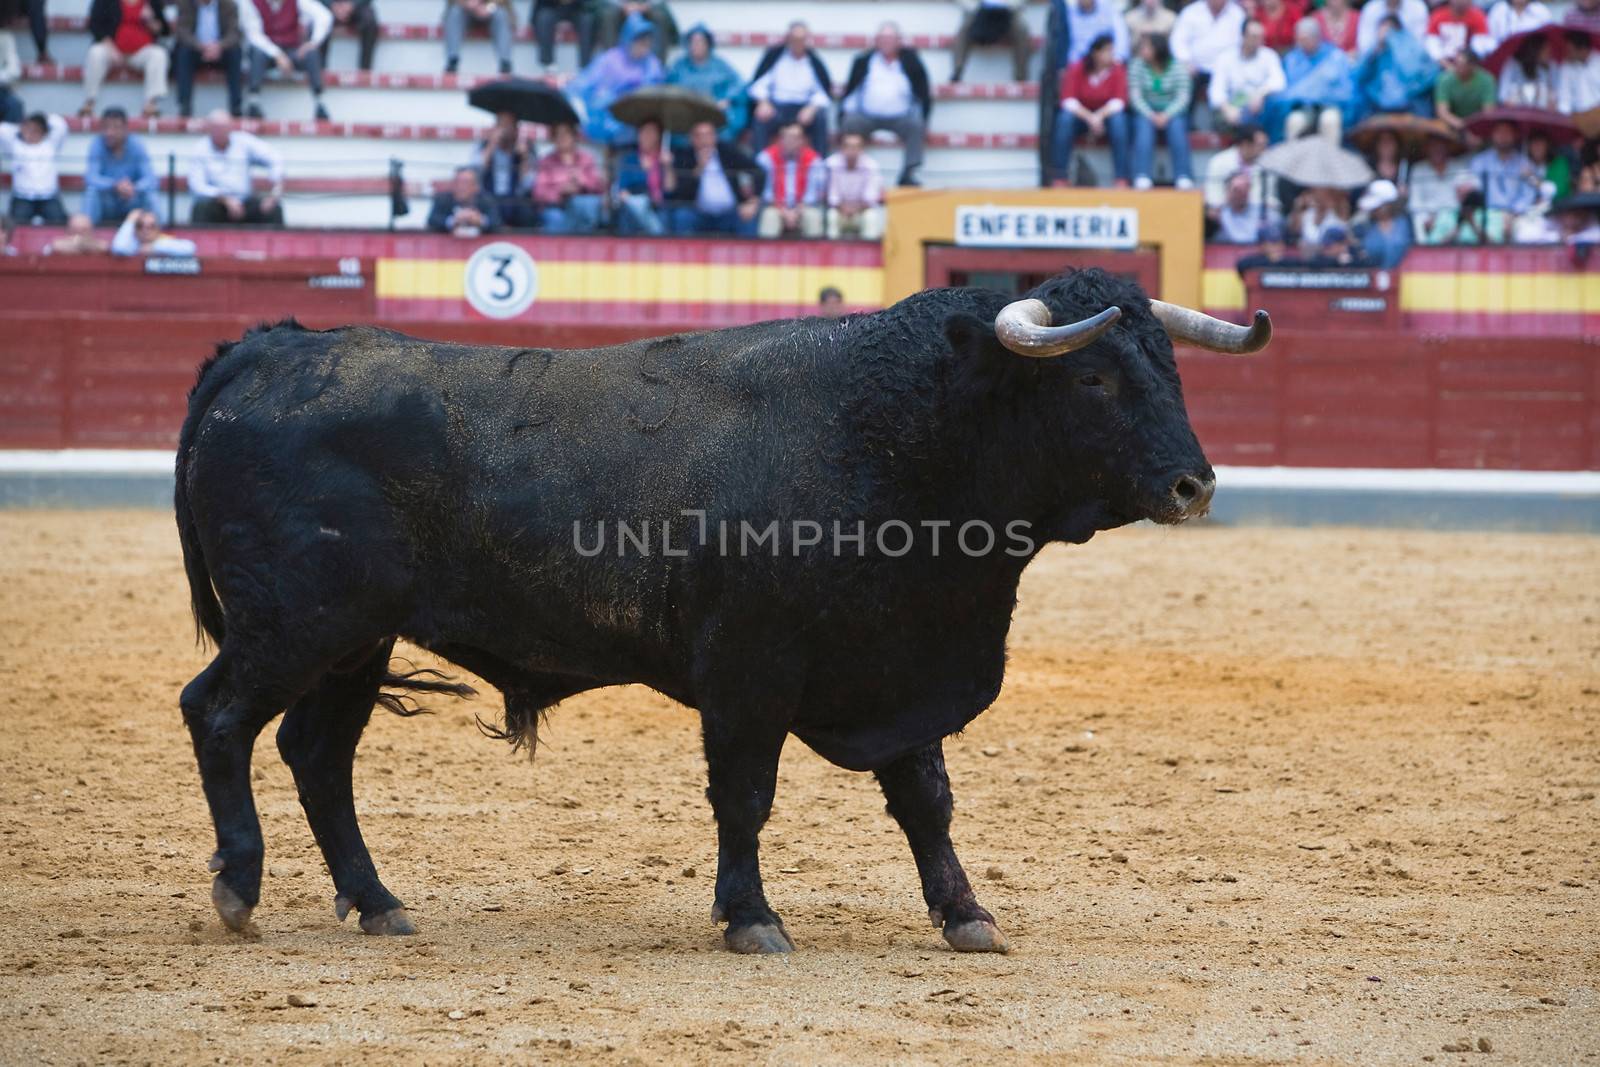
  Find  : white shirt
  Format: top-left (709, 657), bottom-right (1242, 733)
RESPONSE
top-left (824, 151), bottom-right (883, 207)
top-left (1208, 45), bottom-right (1285, 108)
top-left (0, 30), bottom-right (21, 87)
top-left (239, 0), bottom-right (333, 62)
top-left (0, 114), bottom-right (68, 199)
top-left (750, 50), bottom-right (830, 109)
top-left (1356, 0), bottom-right (1429, 55)
top-left (851, 52), bottom-right (914, 118)
top-left (696, 152), bottom-right (737, 214)
top-left (1559, 52), bottom-right (1600, 111)
top-left (1499, 60), bottom-right (1559, 107)
top-left (1486, 0), bottom-right (1553, 44)
top-left (188, 130), bottom-right (285, 199)
top-left (1171, 1), bottom-right (1247, 76)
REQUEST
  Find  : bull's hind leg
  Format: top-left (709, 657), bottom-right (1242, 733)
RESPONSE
top-left (876, 742), bottom-right (1009, 954)
top-left (275, 640), bottom-right (415, 936)
top-left (180, 652), bottom-right (295, 932)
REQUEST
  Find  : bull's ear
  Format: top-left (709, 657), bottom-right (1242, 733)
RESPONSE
top-left (944, 311), bottom-right (1024, 396)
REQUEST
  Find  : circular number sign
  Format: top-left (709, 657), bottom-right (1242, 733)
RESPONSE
top-left (464, 242), bottom-right (539, 320)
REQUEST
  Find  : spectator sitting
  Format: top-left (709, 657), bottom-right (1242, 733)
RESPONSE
top-left (444, 0), bottom-right (513, 76)
top-left (1526, 129), bottom-right (1569, 200)
top-left (1208, 19), bottom-right (1284, 131)
top-left (1410, 128), bottom-right (1477, 243)
top-left (85, 107), bottom-right (158, 225)
top-left (1128, 32), bottom-right (1195, 189)
top-left (477, 110), bottom-right (534, 227)
top-left (1569, 0), bottom-right (1600, 33)
top-left (1203, 122), bottom-right (1275, 214)
top-left (599, 1), bottom-right (675, 62)
top-left (1266, 18), bottom-right (1355, 143)
top-left (1558, 28), bottom-right (1600, 113)
top-left (1233, 217), bottom-right (1294, 269)
top-left (1126, 0), bottom-right (1177, 49)
top-left (1289, 185), bottom-right (1351, 246)
top-left (613, 116), bottom-right (673, 234)
top-left (1355, 178), bottom-right (1412, 266)
top-left (0, 110), bottom-right (67, 224)
top-left (1497, 33), bottom-right (1558, 108)
top-left (174, 0), bottom-right (244, 118)
top-left (757, 121), bottom-right (824, 238)
top-left (1315, 0), bottom-right (1358, 54)
top-left (1468, 121), bottom-right (1540, 240)
top-left (839, 22), bottom-right (931, 187)
top-left (950, 0), bottom-right (1032, 83)
top-left (1051, 32), bottom-right (1131, 186)
top-left (571, 11), bottom-right (663, 146)
top-left (1356, 15), bottom-right (1439, 117)
top-left (1425, 0), bottom-right (1493, 62)
top-left (427, 164), bottom-right (500, 235)
top-left (818, 285), bottom-right (845, 316)
top-left (748, 20), bottom-right (832, 154)
top-left (666, 24), bottom-right (746, 143)
top-left (1170, 0), bottom-right (1246, 129)
top-left (241, 0), bottom-right (333, 119)
top-left (1, 28), bottom-right (23, 123)
top-left (111, 207), bottom-right (198, 255)
top-left (48, 213), bottom-right (109, 254)
top-left (1308, 223), bottom-right (1367, 266)
top-left (1251, 0), bottom-right (1305, 52)
top-left (823, 129), bottom-right (884, 239)
top-left (533, 121), bottom-right (604, 233)
top-left (1435, 47), bottom-right (1496, 135)
top-left (1367, 129), bottom-right (1410, 197)
top-left (1356, 0), bottom-right (1428, 55)
top-left (1213, 168), bottom-right (1277, 241)
top-left (533, 0), bottom-right (598, 75)
top-left (1060, 0), bottom-right (1130, 66)
top-left (188, 109), bottom-right (285, 224)
top-left (322, 0), bottom-right (378, 72)
top-left (667, 119), bottom-right (762, 235)
top-left (1485, 0), bottom-right (1553, 46)
top-left (82, 0), bottom-right (170, 119)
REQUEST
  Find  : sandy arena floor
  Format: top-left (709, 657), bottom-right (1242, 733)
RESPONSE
top-left (0, 511), bottom-right (1595, 1066)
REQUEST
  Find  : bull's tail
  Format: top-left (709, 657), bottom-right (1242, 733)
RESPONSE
top-left (175, 339), bottom-right (242, 648)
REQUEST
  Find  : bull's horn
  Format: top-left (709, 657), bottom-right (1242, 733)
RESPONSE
top-left (993, 300), bottom-right (1121, 358)
top-left (1149, 301), bottom-right (1272, 354)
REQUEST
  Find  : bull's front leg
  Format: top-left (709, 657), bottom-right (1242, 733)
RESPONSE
top-left (700, 709), bottom-right (794, 954)
top-left (876, 742), bottom-right (1010, 953)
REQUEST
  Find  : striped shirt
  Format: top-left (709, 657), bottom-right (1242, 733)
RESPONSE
top-left (1128, 58), bottom-right (1192, 119)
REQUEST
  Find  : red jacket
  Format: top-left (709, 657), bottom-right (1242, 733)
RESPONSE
top-left (1252, 0), bottom-right (1306, 52)
top-left (1059, 61), bottom-right (1128, 113)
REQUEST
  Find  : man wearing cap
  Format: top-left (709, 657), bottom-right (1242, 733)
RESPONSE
top-left (1356, 178), bottom-right (1412, 266)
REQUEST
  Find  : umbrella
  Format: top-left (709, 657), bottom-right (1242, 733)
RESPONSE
top-left (467, 78), bottom-right (579, 127)
top-left (1573, 105), bottom-right (1600, 141)
top-left (1464, 105), bottom-right (1581, 145)
top-left (1483, 22), bottom-right (1600, 75)
top-left (1550, 191), bottom-right (1600, 216)
top-left (1258, 137), bottom-right (1375, 189)
top-left (608, 85), bottom-right (724, 134)
top-left (1348, 114), bottom-right (1462, 160)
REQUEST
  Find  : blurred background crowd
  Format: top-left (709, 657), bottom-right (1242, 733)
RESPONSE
top-left (2, 0), bottom-right (1597, 263)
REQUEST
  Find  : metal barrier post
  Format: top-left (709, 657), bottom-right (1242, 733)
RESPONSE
top-left (167, 151), bottom-right (177, 225)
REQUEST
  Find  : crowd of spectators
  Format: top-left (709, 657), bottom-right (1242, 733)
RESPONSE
top-left (2, 0), bottom-right (1597, 254)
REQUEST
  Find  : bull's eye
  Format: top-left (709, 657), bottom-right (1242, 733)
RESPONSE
top-left (1078, 373), bottom-right (1105, 389)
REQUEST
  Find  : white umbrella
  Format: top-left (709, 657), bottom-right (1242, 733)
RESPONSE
top-left (1258, 137), bottom-right (1376, 190)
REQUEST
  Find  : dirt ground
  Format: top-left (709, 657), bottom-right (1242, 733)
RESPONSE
top-left (0, 512), bottom-right (1595, 1066)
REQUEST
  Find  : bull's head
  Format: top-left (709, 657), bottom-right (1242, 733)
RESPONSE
top-left (963, 269), bottom-right (1270, 530)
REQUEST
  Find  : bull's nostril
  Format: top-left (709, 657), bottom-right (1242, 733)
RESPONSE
top-left (1174, 477), bottom-right (1199, 502)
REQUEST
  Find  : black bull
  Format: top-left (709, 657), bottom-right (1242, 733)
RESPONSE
top-left (175, 268), bottom-right (1270, 953)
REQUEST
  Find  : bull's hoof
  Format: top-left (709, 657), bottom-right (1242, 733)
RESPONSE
top-left (211, 876), bottom-right (257, 935)
top-left (724, 921), bottom-right (795, 954)
top-left (943, 919), bottom-right (1010, 954)
top-left (359, 907), bottom-right (417, 936)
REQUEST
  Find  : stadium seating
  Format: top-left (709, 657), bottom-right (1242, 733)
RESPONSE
top-left (7, 0), bottom-right (1223, 226)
